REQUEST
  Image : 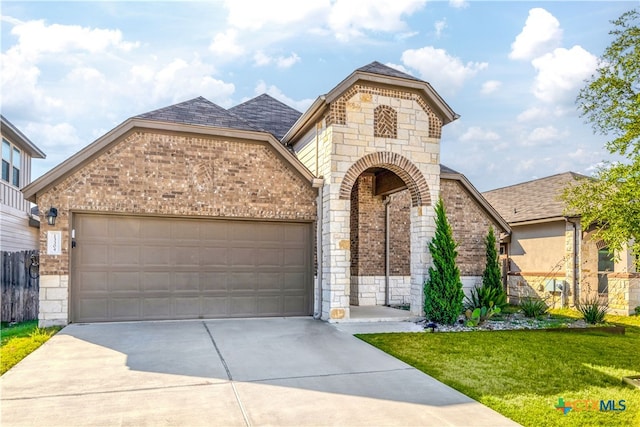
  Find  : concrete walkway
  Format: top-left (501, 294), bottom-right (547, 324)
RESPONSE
top-left (1, 318), bottom-right (519, 426)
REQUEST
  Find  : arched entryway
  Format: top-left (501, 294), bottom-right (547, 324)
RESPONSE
top-left (340, 152), bottom-right (432, 314)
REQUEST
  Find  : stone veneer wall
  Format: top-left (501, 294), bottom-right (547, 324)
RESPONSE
top-left (310, 85), bottom-right (441, 319)
top-left (37, 130), bottom-right (317, 326)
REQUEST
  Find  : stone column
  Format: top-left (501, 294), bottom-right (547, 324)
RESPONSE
top-left (410, 205), bottom-right (435, 315)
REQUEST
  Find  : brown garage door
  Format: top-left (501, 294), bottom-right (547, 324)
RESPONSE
top-left (72, 214), bottom-right (312, 322)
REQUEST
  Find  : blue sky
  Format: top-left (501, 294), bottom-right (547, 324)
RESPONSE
top-left (1, 0), bottom-right (637, 191)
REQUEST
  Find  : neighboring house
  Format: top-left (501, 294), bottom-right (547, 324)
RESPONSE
top-left (483, 172), bottom-right (639, 315)
top-left (0, 115), bottom-right (46, 252)
top-left (23, 61), bottom-right (509, 327)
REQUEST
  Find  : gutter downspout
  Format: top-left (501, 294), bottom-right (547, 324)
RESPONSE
top-left (383, 196), bottom-right (391, 306)
top-left (314, 179), bottom-right (324, 319)
top-left (565, 217), bottom-right (579, 307)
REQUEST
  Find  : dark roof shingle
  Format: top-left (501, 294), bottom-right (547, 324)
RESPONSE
top-left (482, 172), bottom-right (587, 223)
top-left (356, 61), bottom-right (423, 82)
top-left (228, 94), bottom-right (302, 140)
top-left (135, 97), bottom-right (257, 132)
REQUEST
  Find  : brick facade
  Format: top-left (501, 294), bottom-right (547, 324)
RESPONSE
top-left (35, 130), bottom-right (317, 325)
top-left (440, 179), bottom-right (500, 276)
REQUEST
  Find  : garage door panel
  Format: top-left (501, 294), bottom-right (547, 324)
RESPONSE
top-left (284, 296), bottom-right (306, 314)
top-left (283, 272), bottom-right (306, 291)
top-left (113, 218), bottom-right (140, 239)
top-left (73, 215), bottom-right (311, 322)
top-left (202, 297), bottom-right (228, 315)
top-left (174, 272), bottom-right (200, 291)
top-left (140, 219), bottom-right (172, 239)
top-left (229, 297), bottom-right (257, 316)
top-left (229, 247), bottom-right (255, 265)
top-left (174, 246), bottom-right (200, 266)
top-left (173, 221), bottom-right (201, 240)
top-left (77, 298), bottom-right (108, 321)
top-left (230, 272), bottom-right (257, 291)
top-left (111, 245), bottom-right (140, 265)
top-left (258, 248), bottom-right (282, 266)
top-left (78, 272), bottom-right (108, 292)
top-left (143, 298), bottom-right (172, 318)
top-left (111, 272), bottom-right (140, 292)
top-left (200, 247), bottom-right (228, 266)
top-left (257, 296), bottom-right (281, 315)
top-left (79, 244), bottom-right (109, 266)
top-left (201, 273), bottom-right (228, 291)
top-left (111, 298), bottom-right (140, 320)
top-left (174, 297), bottom-right (201, 317)
top-left (284, 248), bottom-right (305, 266)
top-left (141, 272), bottom-right (171, 292)
top-left (257, 272), bottom-right (281, 291)
top-left (142, 246), bottom-right (171, 265)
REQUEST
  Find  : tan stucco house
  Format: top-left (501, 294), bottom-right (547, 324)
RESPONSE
top-left (484, 172), bottom-right (639, 315)
top-left (23, 62), bottom-right (509, 327)
top-left (1, 115), bottom-right (46, 252)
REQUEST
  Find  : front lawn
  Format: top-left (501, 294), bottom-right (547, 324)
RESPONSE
top-left (1, 320), bottom-right (62, 375)
top-left (358, 313), bottom-right (640, 427)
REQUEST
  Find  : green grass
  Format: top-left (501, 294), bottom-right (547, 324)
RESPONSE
top-left (1, 321), bottom-right (62, 375)
top-left (358, 312), bottom-right (640, 427)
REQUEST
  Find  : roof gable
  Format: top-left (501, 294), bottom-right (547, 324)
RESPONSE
top-left (1, 115), bottom-right (46, 159)
top-left (440, 164), bottom-right (511, 233)
top-left (356, 61), bottom-right (423, 82)
top-left (482, 172), bottom-right (587, 224)
top-left (135, 97), bottom-right (257, 132)
top-left (229, 94), bottom-right (302, 140)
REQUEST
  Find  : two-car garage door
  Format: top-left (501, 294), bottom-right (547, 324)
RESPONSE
top-left (72, 214), bottom-right (312, 322)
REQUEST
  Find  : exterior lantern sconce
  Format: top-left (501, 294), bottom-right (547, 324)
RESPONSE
top-left (46, 207), bottom-right (58, 226)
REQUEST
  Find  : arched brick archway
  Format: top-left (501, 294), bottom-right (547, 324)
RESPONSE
top-left (339, 152), bottom-right (431, 207)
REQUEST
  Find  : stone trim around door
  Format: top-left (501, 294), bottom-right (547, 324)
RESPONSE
top-left (338, 151), bottom-right (431, 207)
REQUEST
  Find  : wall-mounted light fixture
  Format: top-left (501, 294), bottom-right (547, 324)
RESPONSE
top-left (46, 207), bottom-right (58, 226)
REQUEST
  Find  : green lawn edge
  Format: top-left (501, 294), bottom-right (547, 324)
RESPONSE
top-left (357, 313), bottom-right (640, 427)
top-left (1, 321), bottom-right (62, 375)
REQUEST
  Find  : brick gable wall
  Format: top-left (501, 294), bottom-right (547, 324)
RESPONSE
top-left (37, 130), bottom-right (317, 276)
top-left (440, 179), bottom-right (500, 276)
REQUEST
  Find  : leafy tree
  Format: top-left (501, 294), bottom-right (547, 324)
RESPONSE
top-left (482, 226), bottom-right (502, 291)
top-left (424, 199), bottom-right (464, 324)
top-left (564, 9), bottom-right (640, 263)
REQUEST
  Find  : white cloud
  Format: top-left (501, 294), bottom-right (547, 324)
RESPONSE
top-left (401, 46), bottom-right (487, 93)
top-left (224, 0), bottom-right (328, 31)
top-left (480, 80), bottom-right (501, 94)
top-left (254, 80), bottom-right (314, 112)
top-left (24, 122), bottom-right (82, 149)
top-left (385, 62), bottom-right (410, 74)
top-left (449, 0), bottom-right (469, 8)
top-left (209, 29), bottom-right (245, 59)
top-left (6, 18), bottom-right (137, 62)
top-left (253, 51), bottom-right (272, 66)
top-left (526, 125), bottom-right (567, 143)
top-left (531, 46), bottom-right (598, 103)
top-left (509, 8), bottom-right (562, 61)
top-left (434, 19), bottom-right (447, 38)
top-left (328, 0), bottom-right (427, 41)
top-left (253, 51), bottom-right (300, 68)
top-left (151, 58), bottom-right (235, 105)
top-left (516, 106), bottom-right (549, 122)
top-left (459, 126), bottom-right (500, 142)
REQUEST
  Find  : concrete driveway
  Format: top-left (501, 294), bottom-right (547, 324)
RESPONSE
top-left (1, 318), bottom-right (518, 426)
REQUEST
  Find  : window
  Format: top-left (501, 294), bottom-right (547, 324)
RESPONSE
top-left (597, 247), bottom-right (614, 294)
top-left (2, 139), bottom-right (21, 187)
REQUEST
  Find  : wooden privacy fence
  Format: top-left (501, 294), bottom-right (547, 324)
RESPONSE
top-left (1, 250), bottom-right (39, 323)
